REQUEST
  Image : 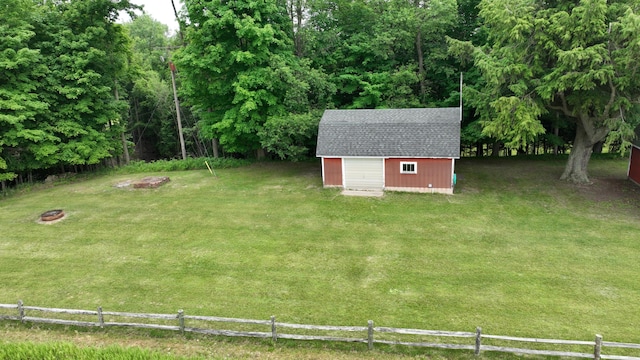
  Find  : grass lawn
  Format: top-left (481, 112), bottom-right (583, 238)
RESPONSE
top-left (1, 156), bottom-right (639, 348)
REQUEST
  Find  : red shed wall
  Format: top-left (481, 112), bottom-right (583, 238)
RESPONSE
top-left (322, 158), bottom-right (343, 186)
top-left (630, 146), bottom-right (640, 185)
top-left (385, 158), bottom-right (453, 189)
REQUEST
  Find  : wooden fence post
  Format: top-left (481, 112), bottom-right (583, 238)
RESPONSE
top-left (475, 327), bottom-right (482, 355)
top-left (368, 320), bottom-right (374, 350)
top-left (594, 334), bottom-right (602, 360)
top-left (271, 316), bottom-right (277, 342)
top-left (178, 310), bottom-right (185, 334)
top-left (17, 300), bottom-right (24, 323)
top-left (97, 307), bottom-right (104, 328)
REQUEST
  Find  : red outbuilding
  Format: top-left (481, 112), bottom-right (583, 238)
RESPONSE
top-left (629, 144), bottom-right (640, 186)
top-left (316, 108), bottom-right (461, 194)
top-left (628, 126), bottom-right (640, 186)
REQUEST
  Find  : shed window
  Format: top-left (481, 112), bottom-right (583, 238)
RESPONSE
top-left (400, 162), bottom-right (417, 174)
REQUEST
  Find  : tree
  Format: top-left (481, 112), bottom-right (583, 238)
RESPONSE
top-left (303, 0), bottom-right (458, 108)
top-left (175, 0), bottom-right (297, 155)
top-left (1, 0), bottom-right (138, 183)
top-left (258, 112), bottom-right (320, 161)
top-left (0, 0), bottom-right (48, 182)
top-left (124, 15), bottom-right (183, 160)
top-left (255, 55), bottom-right (335, 160)
top-left (451, 0), bottom-right (640, 183)
top-left (33, 0), bottom-right (136, 168)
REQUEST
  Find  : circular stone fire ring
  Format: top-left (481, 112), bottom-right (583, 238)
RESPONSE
top-left (40, 209), bottom-right (65, 222)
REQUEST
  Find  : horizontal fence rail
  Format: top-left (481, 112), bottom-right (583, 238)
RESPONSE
top-left (1, 301), bottom-right (639, 360)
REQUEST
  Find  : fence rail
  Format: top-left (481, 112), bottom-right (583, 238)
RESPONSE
top-left (1, 301), bottom-right (639, 360)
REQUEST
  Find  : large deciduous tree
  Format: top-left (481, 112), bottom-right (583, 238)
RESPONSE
top-left (175, 0), bottom-right (298, 155)
top-left (1, 0), bottom-right (137, 183)
top-left (35, 0), bottom-right (135, 168)
top-left (0, 0), bottom-right (48, 181)
top-left (451, 0), bottom-right (640, 183)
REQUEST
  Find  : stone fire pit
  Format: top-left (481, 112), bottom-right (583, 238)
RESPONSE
top-left (40, 209), bottom-right (65, 222)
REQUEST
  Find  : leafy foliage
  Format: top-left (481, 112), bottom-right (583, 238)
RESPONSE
top-left (0, 0), bottom-right (48, 181)
top-left (172, 0), bottom-right (466, 159)
top-left (175, 0), bottom-right (297, 154)
top-left (124, 16), bottom-right (183, 160)
top-left (259, 112), bottom-right (321, 161)
top-left (0, 0), bottom-right (138, 182)
top-left (304, 0), bottom-right (459, 108)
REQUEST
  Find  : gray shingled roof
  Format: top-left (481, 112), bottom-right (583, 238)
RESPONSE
top-left (316, 108), bottom-right (461, 158)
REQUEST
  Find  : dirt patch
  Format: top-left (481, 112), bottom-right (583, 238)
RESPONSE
top-left (114, 180), bottom-right (133, 188)
top-left (573, 177), bottom-right (640, 205)
top-left (114, 177), bottom-right (170, 189)
top-left (133, 176), bottom-right (170, 189)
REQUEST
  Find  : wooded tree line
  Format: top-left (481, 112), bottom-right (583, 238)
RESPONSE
top-left (2, 0), bottom-right (640, 185)
top-left (1, 0), bottom-right (137, 184)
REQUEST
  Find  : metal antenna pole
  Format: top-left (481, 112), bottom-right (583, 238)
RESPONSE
top-left (460, 72), bottom-right (463, 122)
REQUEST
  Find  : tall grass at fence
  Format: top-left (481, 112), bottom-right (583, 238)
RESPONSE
top-left (0, 342), bottom-right (203, 360)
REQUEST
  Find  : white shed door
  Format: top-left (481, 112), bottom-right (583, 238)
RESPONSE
top-left (344, 158), bottom-right (384, 190)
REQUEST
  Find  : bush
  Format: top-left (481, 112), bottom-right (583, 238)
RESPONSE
top-left (258, 112), bottom-right (321, 161)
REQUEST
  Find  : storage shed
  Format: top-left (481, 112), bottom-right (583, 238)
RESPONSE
top-left (316, 108), bottom-right (461, 194)
top-left (629, 127), bottom-right (640, 186)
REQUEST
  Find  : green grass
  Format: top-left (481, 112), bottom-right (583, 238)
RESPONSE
top-left (1, 157), bottom-right (639, 350)
top-left (0, 341), bottom-right (201, 360)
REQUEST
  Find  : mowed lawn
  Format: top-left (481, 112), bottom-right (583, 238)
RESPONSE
top-left (1, 157), bottom-right (639, 344)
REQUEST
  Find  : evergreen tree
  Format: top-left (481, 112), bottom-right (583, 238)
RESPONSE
top-left (451, 0), bottom-right (640, 182)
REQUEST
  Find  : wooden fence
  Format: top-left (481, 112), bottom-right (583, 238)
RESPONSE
top-left (1, 301), bottom-right (639, 359)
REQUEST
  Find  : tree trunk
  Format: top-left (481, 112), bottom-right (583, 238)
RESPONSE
top-left (212, 138), bottom-right (220, 158)
top-left (294, 0), bottom-right (303, 57)
top-left (560, 121), bottom-right (596, 183)
top-left (491, 141), bottom-right (500, 156)
top-left (415, 29), bottom-right (426, 98)
top-left (115, 81), bottom-right (130, 165)
top-left (553, 125), bottom-right (559, 155)
top-left (592, 141), bottom-right (604, 154)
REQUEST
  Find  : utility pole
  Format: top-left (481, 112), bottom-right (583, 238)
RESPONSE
top-left (170, 62), bottom-right (187, 160)
top-left (115, 80), bottom-right (130, 165)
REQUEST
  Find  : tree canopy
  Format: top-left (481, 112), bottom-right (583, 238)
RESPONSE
top-left (0, 0), bottom-right (138, 182)
top-left (174, 0), bottom-right (298, 154)
top-left (173, 0), bottom-right (464, 157)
